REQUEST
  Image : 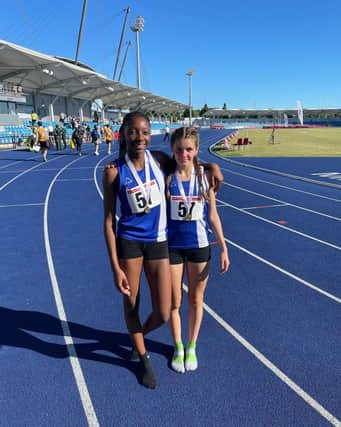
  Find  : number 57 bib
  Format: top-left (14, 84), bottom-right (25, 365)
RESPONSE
top-left (170, 195), bottom-right (203, 221)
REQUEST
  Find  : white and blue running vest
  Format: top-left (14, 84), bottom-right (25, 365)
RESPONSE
top-left (116, 150), bottom-right (167, 242)
top-left (167, 168), bottom-right (209, 249)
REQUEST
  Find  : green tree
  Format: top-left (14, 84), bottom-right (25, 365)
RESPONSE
top-left (222, 102), bottom-right (227, 110)
top-left (200, 103), bottom-right (209, 116)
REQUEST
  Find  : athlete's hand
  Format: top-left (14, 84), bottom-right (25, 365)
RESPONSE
top-left (220, 250), bottom-right (230, 274)
top-left (211, 163), bottom-right (224, 192)
top-left (114, 270), bottom-right (131, 296)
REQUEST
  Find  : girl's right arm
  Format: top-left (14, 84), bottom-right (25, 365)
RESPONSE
top-left (103, 167), bottom-right (131, 296)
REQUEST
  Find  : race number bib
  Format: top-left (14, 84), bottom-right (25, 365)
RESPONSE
top-left (126, 179), bottom-right (161, 213)
top-left (170, 196), bottom-right (203, 221)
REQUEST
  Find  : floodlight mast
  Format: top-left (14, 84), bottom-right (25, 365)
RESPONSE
top-left (186, 69), bottom-right (195, 125)
top-left (113, 7), bottom-right (131, 80)
top-left (118, 41), bottom-right (132, 82)
top-left (75, 0), bottom-right (88, 64)
top-left (131, 16), bottom-right (144, 89)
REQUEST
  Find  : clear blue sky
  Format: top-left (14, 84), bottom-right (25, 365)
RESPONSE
top-left (2, 0), bottom-right (341, 110)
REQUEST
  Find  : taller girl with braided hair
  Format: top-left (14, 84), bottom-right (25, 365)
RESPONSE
top-left (166, 127), bottom-right (230, 374)
top-left (103, 112), bottom-right (171, 389)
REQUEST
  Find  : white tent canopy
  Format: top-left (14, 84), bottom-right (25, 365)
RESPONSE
top-left (0, 40), bottom-right (186, 114)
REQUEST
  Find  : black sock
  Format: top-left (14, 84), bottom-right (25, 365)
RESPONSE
top-left (139, 353), bottom-right (158, 389)
top-left (129, 347), bottom-right (139, 362)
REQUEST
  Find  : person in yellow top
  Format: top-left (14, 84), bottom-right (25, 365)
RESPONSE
top-left (31, 111), bottom-right (38, 126)
top-left (103, 124), bottom-right (113, 155)
top-left (35, 121), bottom-right (49, 162)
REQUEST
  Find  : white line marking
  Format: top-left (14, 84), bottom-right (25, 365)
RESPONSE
top-left (0, 156), bottom-right (61, 192)
top-left (57, 178), bottom-right (94, 182)
top-left (93, 153), bottom-right (113, 199)
top-left (217, 197), bottom-right (341, 251)
top-left (220, 234), bottom-right (341, 304)
top-left (224, 182), bottom-right (341, 221)
top-left (243, 203), bottom-right (288, 210)
top-left (219, 165), bottom-right (341, 203)
top-left (311, 172), bottom-right (340, 177)
top-left (184, 283), bottom-right (340, 427)
top-left (44, 156), bottom-right (99, 427)
top-left (0, 202), bottom-right (44, 208)
top-left (0, 154), bottom-right (37, 170)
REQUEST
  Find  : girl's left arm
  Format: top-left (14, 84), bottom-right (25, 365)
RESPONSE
top-left (207, 187), bottom-right (230, 274)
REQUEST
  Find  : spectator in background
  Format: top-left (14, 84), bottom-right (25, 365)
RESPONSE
top-left (103, 124), bottom-right (113, 155)
top-left (48, 123), bottom-right (55, 148)
top-left (54, 125), bottom-right (63, 151)
top-left (163, 125), bottom-right (170, 142)
top-left (35, 121), bottom-right (49, 162)
top-left (85, 125), bottom-right (92, 142)
top-left (31, 111), bottom-right (38, 126)
top-left (72, 124), bottom-right (85, 156)
top-left (61, 126), bottom-right (67, 150)
top-left (59, 112), bottom-right (66, 124)
top-left (91, 125), bottom-right (101, 156)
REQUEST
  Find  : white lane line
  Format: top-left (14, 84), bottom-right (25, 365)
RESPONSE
top-left (0, 202), bottom-right (44, 208)
top-left (0, 154), bottom-right (37, 170)
top-left (93, 153), bottom-right (114, 198)
top-left (220, 234), bottom-right (341, 304)
top-left (243, 203), bottom-right (288, 210)
top-left (57, 178), bottom-right (93, 182)
top-left (183, 283), bottom-right (340, 427)
top-left (44, 156), bottom-right (99, 427)
top-left (0, 156), bottom-right (62, 192)
top-left (219, 165), bottom-right (341, 203)
top-left (217, 198), bottom-right (341, 251)
top-left (223, 182), bottom-right (341, 221)
top-left (0, 166), bottom-right (98, 174)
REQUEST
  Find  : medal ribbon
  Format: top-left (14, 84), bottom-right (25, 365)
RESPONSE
top-left (175, 167), bottom-right (195, 217)
top-left (125, 152), bottom-right (151, 207)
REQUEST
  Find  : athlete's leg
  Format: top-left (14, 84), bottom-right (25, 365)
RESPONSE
top-left (169, 263), bottom-right (184, 344)
top-left (142, 258), bottom-right (171, 335)
top-left (119, 257), bottom-right (145, 355)
top-left (186, 260), bottom-right (209, 344)
top-left (169, 262), bottom-right (185, 373)
top-left (185, 260), bottom-right (209, 371)
top-left (42, 147), bottom-right (48, 161)
top-left (122, 256), bottom-right (168, 388)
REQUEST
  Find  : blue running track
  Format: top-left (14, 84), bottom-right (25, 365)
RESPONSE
top-left (0, 132), bottom-right (340, 427)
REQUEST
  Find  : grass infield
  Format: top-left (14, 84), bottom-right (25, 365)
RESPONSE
top-left (213, 127), bottom-right (341, 157)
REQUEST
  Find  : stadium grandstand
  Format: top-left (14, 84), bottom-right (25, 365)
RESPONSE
top-left (0, 40), bottom-right (187, 148)
top-left (199, 107), bottom-right (341, 129)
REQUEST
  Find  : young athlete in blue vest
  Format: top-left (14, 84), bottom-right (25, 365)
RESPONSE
top-left (166, 127), bottom-right (230, 374)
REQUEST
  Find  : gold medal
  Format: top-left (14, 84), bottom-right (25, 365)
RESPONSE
top-left (185, 213), bottom-right (192, 221)
top-left (144, 206), bottom-right (151, 214)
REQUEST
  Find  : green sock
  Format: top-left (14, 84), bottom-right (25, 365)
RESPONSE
top-left (185, 341), bottom-right (198, 371)
top-left (171, 341), bottom-right (185, 373)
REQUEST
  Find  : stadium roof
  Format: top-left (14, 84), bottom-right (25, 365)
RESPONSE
top-left (0, 40), bottom-right (186, 114)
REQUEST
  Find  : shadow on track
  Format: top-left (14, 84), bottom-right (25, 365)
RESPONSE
top-left (0, 306), bottom-right (173, 386)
